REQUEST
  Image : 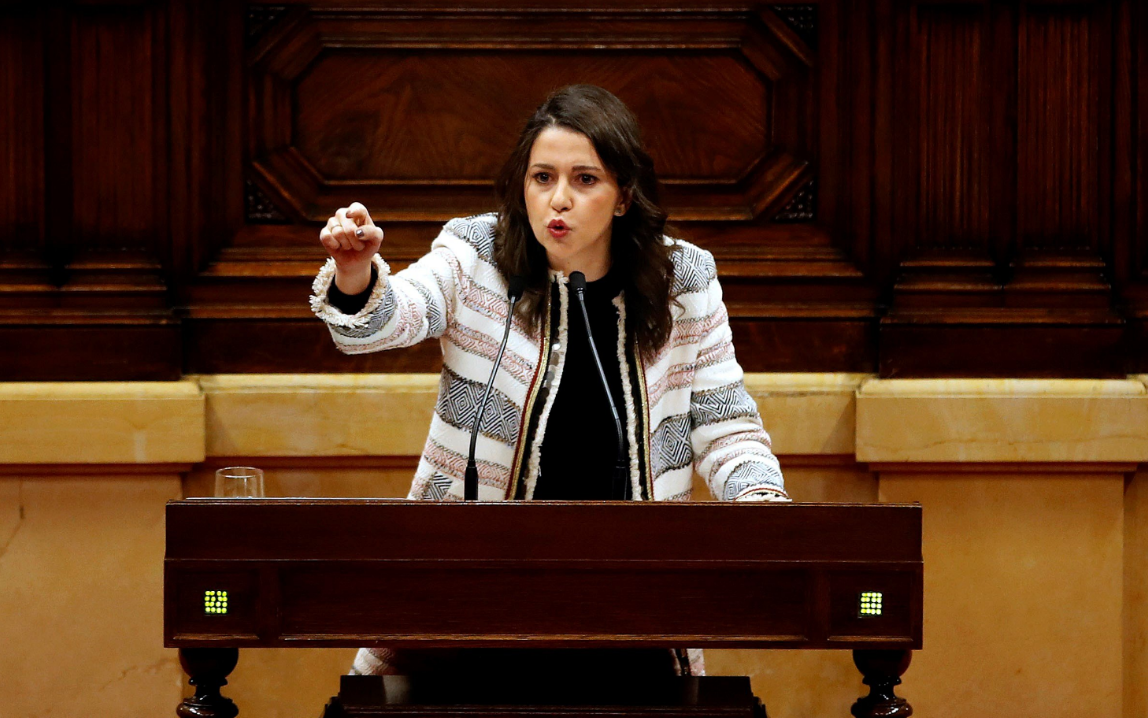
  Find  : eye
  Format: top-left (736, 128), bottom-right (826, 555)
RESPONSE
top-left (580, 174), bottom-right (598, 184)
top-left (533, 172), bottom-right (550, 183)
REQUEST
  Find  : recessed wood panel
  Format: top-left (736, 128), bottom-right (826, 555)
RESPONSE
top-left (279, 565), bottom-right (809, 639)
top-left (0, 323), bottom-right (180, 381)
top-left (71, 7), bottom-right (158, 254)
top-left (880, 321), bottom-right (1125, 378)
top-left (915, 5), bottom-right (991, 249)
top-left (250, 7), bottom-right (812, 223)
top-left (1017, 5), bottom-right (1098, 250)
top-left (293, 52), bottom-right (770, 183)
top-left (2, 0), bottom-right (1146, 378)
top-left (0, 10), bottom-right (44, 254)
top-left (729, 318), bottom-right (877, 373)
top-left (183, 318), bottom-right (445, 375)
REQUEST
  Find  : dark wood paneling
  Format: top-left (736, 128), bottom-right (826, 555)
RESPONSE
top-left (731, 318), bottom-right (877, 373)
top-left (0, 2), bottom-right (177, 380)
top-left (184, 318), bottom-right (445, 374)
top-left (164, 501), bottom-right (922, 650)
top-left (919, 6), bottom-right (992, 249)
top-left (881, 322), bottom-right (1125, 378)
top-left (248, 7), bottom-right (813, 222)
top-left (0, 323), bottom-right (180, 381)
top-left (1017, 3), bottom-right (1099, 250)
top-left (878, 0), bottom-right (1126, 375)
top-left (1122, 0), bottom-right (1148, 371)
top-left (1, 0), bottom-right (1146, 378)
top-left (0, 10), bottom-right (44, 256)
top-left (71, 7), bottom-right (157, 254)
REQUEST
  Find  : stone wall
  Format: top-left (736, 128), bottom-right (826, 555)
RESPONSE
top-left (1, 374), bottom-right (1145, 718)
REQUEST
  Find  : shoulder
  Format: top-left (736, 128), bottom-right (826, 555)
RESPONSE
top-left (440, 212), bottom-right (499, 261)
top-left (667, 237), bottom-right (717, 296)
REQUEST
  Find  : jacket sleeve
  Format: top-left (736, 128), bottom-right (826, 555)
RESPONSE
top-left (687, 254), bottom-right (789, 503)
top-left (309, 221), bottom-right (479, 354)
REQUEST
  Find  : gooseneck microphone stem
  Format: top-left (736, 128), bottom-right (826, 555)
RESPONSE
top-left (569, 272), bottom-right (628, 501)
top-left (465, 277), bottom-right (525, 501)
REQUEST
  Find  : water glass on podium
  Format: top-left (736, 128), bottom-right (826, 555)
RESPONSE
top-left (215, 466), bottom-right (265, 498)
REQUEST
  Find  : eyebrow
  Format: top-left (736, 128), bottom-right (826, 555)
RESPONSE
top-left (529, 163), bottom-right (603, 172)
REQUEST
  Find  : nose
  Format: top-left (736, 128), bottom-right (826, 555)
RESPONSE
top-left (550, 177), bottom-right (572, 212)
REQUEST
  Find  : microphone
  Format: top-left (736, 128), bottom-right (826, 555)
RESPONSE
top-left (465, 275), bottom-right (526, 500)
top-left (568, 271), bottom-right (628, 500)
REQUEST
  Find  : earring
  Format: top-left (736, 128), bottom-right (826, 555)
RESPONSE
top-left (615, 209), bottom-right (624, 216)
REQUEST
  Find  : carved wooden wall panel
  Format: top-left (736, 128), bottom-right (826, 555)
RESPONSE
top-left (1016, 5), bottom-right (1101, 251)
top-left (0, 3), bottom-right (178, 380)
top-left (1121, 0), bottom-right (1148, 367)
top-left (71, 8), bottom-right (160, 255)
top-left (878, 0), bottom-right (1125, 377)
top-left (0, 0), bottom-right (1144, 379)
top-left (914, 7), bottom-right (991, 251)
top-left (0, 12), bottom-right (44, 258)
top-left (217, 2), bottom-right (845, 375)
top-left (247, 7), bottom-right (812, 226)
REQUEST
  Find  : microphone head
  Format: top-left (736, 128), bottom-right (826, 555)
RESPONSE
top-left (568, 271), bottom-right (587, 291)
top-left (507, 275), bottom-right (527, 302)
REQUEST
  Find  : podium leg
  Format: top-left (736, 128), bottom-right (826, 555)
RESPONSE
top-left (850, 649), bottom-right (913, 718)
top-left (177, 647), bottom-right (239, 718)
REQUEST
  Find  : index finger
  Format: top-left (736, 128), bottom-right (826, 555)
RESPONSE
top-left (346, 202), bottom-right (374, 227)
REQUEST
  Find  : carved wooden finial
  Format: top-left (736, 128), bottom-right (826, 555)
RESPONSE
top-left (177, 647), bottom-right (240, 718)
top-left (851, 649), bottom-right (913, 718)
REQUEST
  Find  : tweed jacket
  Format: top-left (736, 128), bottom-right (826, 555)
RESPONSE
top-left (310, 212), bottom-right (787, 506)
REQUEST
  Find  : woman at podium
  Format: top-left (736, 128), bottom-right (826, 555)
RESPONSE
top-left (309, 84), bottom-right (788, 677)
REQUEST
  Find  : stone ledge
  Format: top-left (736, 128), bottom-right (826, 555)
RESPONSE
top-left (0, 381), bottom-right (204, 464)
top-left (856, 379), bottom-right (1148, 464)
top-left (5, 375), bottom-right (1146, 468)
top-left (743, 373), bottom-right (865, 456)
top-left (198, 374), bottom-right (439, 457)
top-left (201, 373), bottom-right (865, 458)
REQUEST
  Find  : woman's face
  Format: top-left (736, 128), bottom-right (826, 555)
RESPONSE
top-left (524, 126), bottom-right (629, 282)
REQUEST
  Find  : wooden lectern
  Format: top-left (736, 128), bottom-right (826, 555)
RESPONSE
top-left (164, 500), bottom-right (922, 717)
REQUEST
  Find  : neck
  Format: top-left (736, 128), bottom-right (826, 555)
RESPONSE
top-left (550, 256), bottom-right (610, 282)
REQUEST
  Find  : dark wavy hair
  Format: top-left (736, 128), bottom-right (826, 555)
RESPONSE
top-left (493, 84), bottom-right (677, 361)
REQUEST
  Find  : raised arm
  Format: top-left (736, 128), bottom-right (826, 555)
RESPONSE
top-left (310, 204), bottom-right (485, 354)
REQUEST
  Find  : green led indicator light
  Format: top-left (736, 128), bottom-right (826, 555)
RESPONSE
top-left (204, 590), bottom-right (229, 615)
top-left (859, 591), bottom-right (883, 617)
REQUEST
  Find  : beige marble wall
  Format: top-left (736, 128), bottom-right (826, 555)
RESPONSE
top-left (0, 382), bottom-right (202, 716)
top-left (0, 473), bottom-right (189, 715)
top-left (856, 378), bottom-right (1148, 463)
top-left (1127, 467), bottom-right (1148, 718)
top-left (1, 375), bottom-right (1146, 718)
top-left (0, 380), bottom-right (205, 465)
top-left (880, 471), bottom-right (1124, 718)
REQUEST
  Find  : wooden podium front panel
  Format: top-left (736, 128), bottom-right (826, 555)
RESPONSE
top-left (166, 500), bottom-right (920, 562)
top-left (165, 500), bottom-right (922, 650)
top-left (276, 564), bottom-right (810, 640)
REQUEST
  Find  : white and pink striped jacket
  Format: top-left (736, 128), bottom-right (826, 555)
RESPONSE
top-left (310, 212), bottom-right (787, 507)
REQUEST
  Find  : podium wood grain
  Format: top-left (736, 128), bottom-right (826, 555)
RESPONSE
top-left (164, 500), bottom-right (922, 717)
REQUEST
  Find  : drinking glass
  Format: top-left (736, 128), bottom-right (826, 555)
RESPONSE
top-left (214, 466), bottom-right (265, 498)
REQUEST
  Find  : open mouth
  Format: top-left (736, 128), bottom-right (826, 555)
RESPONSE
top-left (547, 219), bottom-right (570, 237)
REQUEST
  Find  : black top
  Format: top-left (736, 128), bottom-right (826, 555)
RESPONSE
top-left (533, 270), bottom-right (629, 500)
top-left (327, 264), bottom-right (379, 314)
top-left (328, 267), bottom-right (630, 501)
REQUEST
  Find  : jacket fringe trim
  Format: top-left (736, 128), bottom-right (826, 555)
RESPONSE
top-left (309, 254), bottom-right (391, 328)
top-left (523, 278), bottom-right (569, 500)
top-left (612, 294), bottom-right (643, 500)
